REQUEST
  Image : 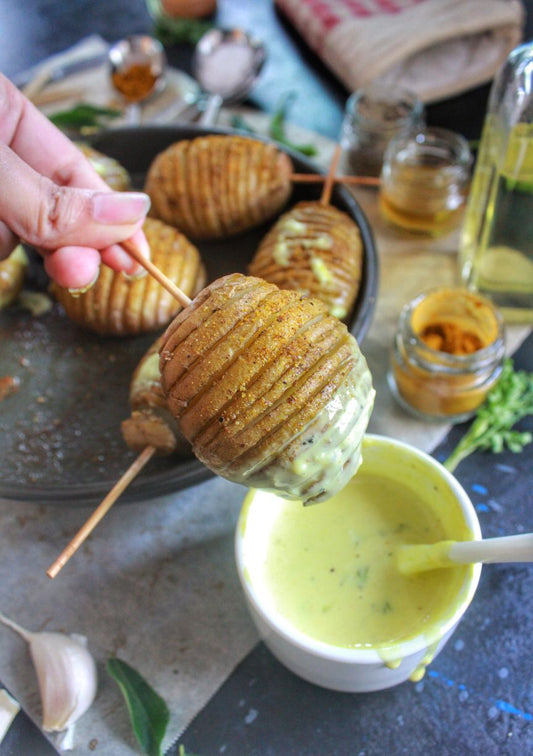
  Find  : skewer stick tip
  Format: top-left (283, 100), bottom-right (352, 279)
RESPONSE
top-left (290, 173), bottom-right (381, 187)
top-left (46, 445), bottom-right (156, 579)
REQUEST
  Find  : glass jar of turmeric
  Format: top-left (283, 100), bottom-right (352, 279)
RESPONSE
top-left (388, 287), bottom-right (505, 422)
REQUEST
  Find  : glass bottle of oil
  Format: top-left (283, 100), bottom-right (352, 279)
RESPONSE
top-left (459, 42), bottom-right (533, 323)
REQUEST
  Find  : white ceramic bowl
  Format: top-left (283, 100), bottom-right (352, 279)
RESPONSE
top-left (235, 434), bottom-right (482, 692)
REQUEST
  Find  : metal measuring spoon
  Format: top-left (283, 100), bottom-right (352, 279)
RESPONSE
top-left (108, 35), bottom-right (167, 124)
top-left (193, 28), bottom-right (266, 126)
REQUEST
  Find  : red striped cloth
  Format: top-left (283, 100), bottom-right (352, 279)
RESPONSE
top-left (275, 0), bottom-right (524, 102)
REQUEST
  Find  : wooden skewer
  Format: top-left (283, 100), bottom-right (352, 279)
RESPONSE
top-left (120, 239), bottom-right (192, 307)
top-left (320, 144), bottom-right (342, 206)
top-left (291, 173), bottom-right (381, 187)
top-left (46, 241), bottom-right (194, 579)
top-left (47, 444), bottom-right (157, 579)
top-left (46, 239), bottom-right (195, 579)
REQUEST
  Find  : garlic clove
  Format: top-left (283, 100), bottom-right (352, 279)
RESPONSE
top-left (28, 631), bottom-right (97, 732)
top-left (0, 688), bottom-right (20, 745)
top-left (0, 613), bottom-right (97, 734)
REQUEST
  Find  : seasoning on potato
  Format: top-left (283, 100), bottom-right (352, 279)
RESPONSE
top-left (144, 134), bottom-right (293, 239)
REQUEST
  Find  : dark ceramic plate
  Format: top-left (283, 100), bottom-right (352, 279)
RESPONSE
top-left (0, 125), bottom-right (378, 505)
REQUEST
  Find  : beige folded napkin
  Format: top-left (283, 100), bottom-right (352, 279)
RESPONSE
top-left (275, 0), bottom-right (525, 103)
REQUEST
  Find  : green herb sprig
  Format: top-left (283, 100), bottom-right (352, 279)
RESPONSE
top-left (107, 657), bottom-right (169, 756)
top-left (230, 113), bottom-right (256, 134)
top-left (48, 103), bottom-right (122, 130)
top-left (231, 94), bottom-right (318, 158)
top-left (443, 358), bottom-right (533, 473)
top-left (152, 16), bottom-right (214, 46)
top-left (269, 93), bottom-right (318, 157)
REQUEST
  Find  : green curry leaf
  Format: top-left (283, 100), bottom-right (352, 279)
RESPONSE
top-left (269, 93), bottom-right (318, 157)
top-left (48, 104), bottom-right (122, 129)
top-left (107, 657), bottom-right (170, 756)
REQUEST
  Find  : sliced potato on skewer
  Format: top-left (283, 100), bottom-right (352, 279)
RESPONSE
top-left (51, 218), bottom-right (206, 336)
top-left (159, 273), bottom-right (375, 505)
top-left (121, 335), bottom-right (190, 456)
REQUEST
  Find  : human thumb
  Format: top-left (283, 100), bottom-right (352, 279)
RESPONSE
top-left (0, 142), bottom-right (150, 252)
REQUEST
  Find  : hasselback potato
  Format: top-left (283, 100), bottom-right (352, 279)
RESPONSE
top-left (0, 246), bottom-right (28, 310)
top-left (121, 335), bottom-right (190, 455)
top-left (144, 135), bottom-right (293, 239)
top-left (76, 143), bottom-right (131, 191)
top-left (159, 273), bottom-right (375, 504)
top-left (248, 201), bottom-right (363, 320)
top-left (51, 218), bottom-right (206, 336)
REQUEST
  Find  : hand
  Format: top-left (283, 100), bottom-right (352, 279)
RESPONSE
top-left (0, 72), bottom-right (151, 290)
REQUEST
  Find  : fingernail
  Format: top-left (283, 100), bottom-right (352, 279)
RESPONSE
top-left (107, 232), bottom-right (151, 276)
top-left (123, 267), bottom-right (147, 281)
top-left (92, 192), bottom-right (150, 224)
top-left (67, 269), bottom-right (100, 296)
top-left (112, 244), bottom-right (148, 280)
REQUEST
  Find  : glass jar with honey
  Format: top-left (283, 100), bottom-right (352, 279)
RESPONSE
top-left (379, 128), bottom-right (472, 236)
top-left (388, 287), bottom-right (505, 423)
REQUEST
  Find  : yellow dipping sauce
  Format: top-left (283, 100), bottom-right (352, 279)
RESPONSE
top-left (261, 471), bottom-right (471, 650)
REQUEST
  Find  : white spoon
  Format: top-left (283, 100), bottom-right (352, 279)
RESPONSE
top-left (397, 532), bottom-right (533, 575)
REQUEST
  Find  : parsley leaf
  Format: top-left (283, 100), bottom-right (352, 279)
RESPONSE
top-left (443, 358), bottom-right (533, 473)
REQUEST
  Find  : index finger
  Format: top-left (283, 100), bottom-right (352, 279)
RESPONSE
top-left (0, 73), bottom-right (109, 192)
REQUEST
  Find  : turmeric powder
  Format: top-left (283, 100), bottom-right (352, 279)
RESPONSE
top-left (419, 321), bottom-right (484, 355)
top-left (112, 63), bottom-right (158, 102)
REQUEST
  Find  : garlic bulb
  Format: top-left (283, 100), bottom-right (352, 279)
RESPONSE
top-left (0, 612), bottom-right (97, 733)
